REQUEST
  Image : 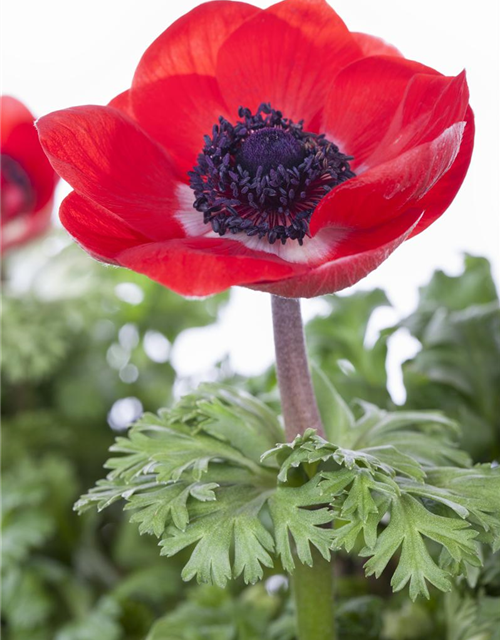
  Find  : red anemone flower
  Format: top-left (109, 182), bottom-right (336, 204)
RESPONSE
top-left (37, 0), bottom-right (473, 298)
top-left (1, 96), bottom-right (58, 253)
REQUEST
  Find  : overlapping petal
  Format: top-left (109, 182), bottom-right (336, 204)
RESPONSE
top-left (133, 1), bottom-right (259, 84)
top-left (352, 32), bottom-right (402, 58)
top-left (310, 121), bottom-right (465, 234)
top-left (409, 107), bottom-right (474, 236)
top-left (59, 191), bottom-right (152, 263)
top-left (321, 56), bottom-right (438, 169)
top-left (216, 0), bottom-right (362, 128)
top-left (252, 209), bottom-right (423, 298)
top-left (132, 74), bottom-right (230, 180)
top-left (366, 70), bottom-right (469, 167)
top-left (37, 105), bottom-right (184, 241)
top-left (117, 237), bottom-right (302, 297)
top-left (130, 2), bottom-right (259, 177)
top-left (108, 90), bottom-right (134, 118)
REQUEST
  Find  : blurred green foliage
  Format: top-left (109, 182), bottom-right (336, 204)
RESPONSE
top-left (1, 240), bottom-right (227, 640)
top-left (400, 255), bottom-right (500, 460)
top-left (306, 289), bottom-right (392, 408)
top-left (2, 241), bottom-right (499, 640)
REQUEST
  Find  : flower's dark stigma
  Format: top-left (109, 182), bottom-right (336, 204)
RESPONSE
top-left (189, 104), bottom-right (355, 245)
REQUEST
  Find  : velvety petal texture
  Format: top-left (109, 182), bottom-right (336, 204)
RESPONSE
top-left (1, 96), bottom-right (59, 253)
top-left (38, 0), bottom-right (474, 298)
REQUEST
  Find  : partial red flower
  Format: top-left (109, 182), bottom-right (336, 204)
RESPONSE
top-left (1, 96), bottom-right (59, 253)
top-left (37, 0), bottom-right (473, 298)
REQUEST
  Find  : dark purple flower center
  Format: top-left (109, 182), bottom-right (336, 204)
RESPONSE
top-left (236, 127), bottom-right (305, 174)
top-left (189, 104), bottom-right (355, 246)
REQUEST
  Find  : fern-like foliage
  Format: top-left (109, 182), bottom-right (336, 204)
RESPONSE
top-left (266, 420), bottom-right (500, 600)
top-left (76, 382), bottom-right (500, 600)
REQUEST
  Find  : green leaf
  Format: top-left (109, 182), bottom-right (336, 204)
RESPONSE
top-left (310, 363), bottom-right (355, 445)
top-left (403, 254), bottom-right (498, 340)
top-left (262, 428), bottom-right (413, 483)
top-left (127, 482), bottom-right (219, 536)
top-left (160, 486), bottom-right (274, 587)
top-left (400, 255), bottom-right (500, 460)
top-left (77, 385), bottom-right (283, 588)
top-left (423, 465), bottom-right (500, 548)
top-left (170, 384), bottom-right (283, 463)
top-left (351, 403), bottom-right (469, 468)
top-left (361, 494), bottom-right (479, 600)
top-left (268, 476), bottom-right (334, 572)
top-left (306, 289), bottom-right (392, 407)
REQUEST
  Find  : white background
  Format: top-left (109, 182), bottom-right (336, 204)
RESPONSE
top-left (2, 0), bottom-right (499, 399)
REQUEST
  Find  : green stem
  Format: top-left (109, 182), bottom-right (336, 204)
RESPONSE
top-left (271, 295), bottom-right (335, 639)
top-left (293, 548), bottom-right (336, 640)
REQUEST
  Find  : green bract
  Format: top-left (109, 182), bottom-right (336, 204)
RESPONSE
top-left (77, 381), bottom-right (500, 600)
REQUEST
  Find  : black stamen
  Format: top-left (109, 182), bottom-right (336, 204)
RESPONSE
top-left (188, 104), bottom-right (355, 246)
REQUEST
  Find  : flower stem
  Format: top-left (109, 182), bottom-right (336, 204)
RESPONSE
top-left (293, 548), bottom-right (336, 640)
top-left (271, 295), bottom-right (324, 440)
top-left (271, 295), bottom-right (335, 639)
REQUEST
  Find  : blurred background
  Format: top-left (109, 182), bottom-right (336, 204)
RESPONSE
top-left (1, 1), bottom-right (499, 639)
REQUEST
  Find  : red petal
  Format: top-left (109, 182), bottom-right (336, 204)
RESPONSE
top-left (322, 56), bottom-right (438, 169)
top-left (352, 32), bottom-right (403, 58)
top-left (36, 105), bottom-right (185, 241)
top-left (59, 191), bottom-right (151, 263)
top-left (1, 96), bottom-right (58, 211)
top-left (132, 74), bottom-right (229, 181)
top-left (1, 96), bottom-right (34, 144)
top-left (251, 209), bottom-right (422, 298)
top-left (108, 90), bottom-right (134, 117)
top-left (311, 121), bottom-right (466, 233)
top-left (133, 1), bottom-right (260, 85)
top-left (216, 0), bottom-right (362, 128)
top-left (367, 70), bottom-right (469, 167)
top-left (130, 2), bottom-right (258, 180)
top-left (117, 236), bottom-right (302, 297)
top-left (410, 106), bottom-right (474, 236)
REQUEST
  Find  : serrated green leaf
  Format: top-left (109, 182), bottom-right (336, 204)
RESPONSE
top-left (170, 384), bottom-right (283, 463)
top-left (160, 486), bottom-right (274, 587)
top-left (268, 477), bottom-right (334, 572)
top-left (126, 482), bottom-right (218, 535)
top-left (361, 494), bottom-right (479, 600)
top-left (352, 403), bottom-right (469, 468)
top-left (360, 445), bottom-right (426, 482)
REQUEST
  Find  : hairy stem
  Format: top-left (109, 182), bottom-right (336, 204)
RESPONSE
top-left (271, 295), bottom-right (324, 440)
top-left (294, 548), bottom-right (336, 640)
top-left (271, 295), bottom-right (335, 639)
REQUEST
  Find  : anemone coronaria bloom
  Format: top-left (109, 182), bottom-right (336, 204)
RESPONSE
top-left (37, 0), bottom-right (473, 298)
top-left (1, 96), bottom-right (58, 253)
